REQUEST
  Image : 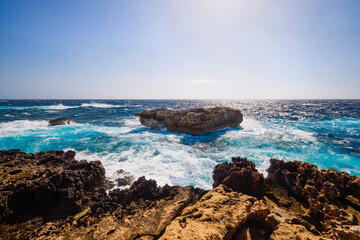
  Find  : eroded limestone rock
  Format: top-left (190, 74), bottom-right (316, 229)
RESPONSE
top-left (135, 107), bottom-right (243, 135)
top-left (1, 150), bottom-right (360, 240)
top-left (213, 157), bottom-right (266, 197)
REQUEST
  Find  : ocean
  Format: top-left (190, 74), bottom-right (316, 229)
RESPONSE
top-left (0, 99), bottom-right (359, 189)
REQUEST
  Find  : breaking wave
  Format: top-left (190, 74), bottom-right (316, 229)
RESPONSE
top-left (0, 100), bottom-right (359, 189)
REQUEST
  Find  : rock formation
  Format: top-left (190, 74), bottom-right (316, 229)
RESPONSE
top-left (213, 157), bottom-right (266, 197)
top-left (135, 107), bottom-right (243, 135)
top-left (114, 169), bottom-right (135, 187)
top-left (1, 150), bottom-right (360, 240)
top-left (0, 150), bottom-right (106, 224)
top-left (48, 118), bottom-right (75, 126)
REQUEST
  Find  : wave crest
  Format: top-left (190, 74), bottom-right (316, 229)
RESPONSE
top-left (0, 120), bottom-right (50, 136)
top-left (81, 103), bottom-right (127, 108)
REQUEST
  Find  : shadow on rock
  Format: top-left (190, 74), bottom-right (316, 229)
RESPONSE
top-left (128, 126), bottom-right (243, 146)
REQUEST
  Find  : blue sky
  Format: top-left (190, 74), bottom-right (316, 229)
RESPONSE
top-left (0, 0), bottom-right (359, 99)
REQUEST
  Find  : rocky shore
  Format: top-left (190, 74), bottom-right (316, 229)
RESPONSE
top-left (1, 150), bottom-right (360, 239)
top-left (135, 107), bottom-right (243, 135)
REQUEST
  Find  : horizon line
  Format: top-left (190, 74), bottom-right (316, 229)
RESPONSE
top-left (0, 98), bottom-right (359, 101)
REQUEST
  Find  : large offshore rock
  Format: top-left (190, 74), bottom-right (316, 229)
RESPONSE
top-left (135, 107), bottom-right (243, 135)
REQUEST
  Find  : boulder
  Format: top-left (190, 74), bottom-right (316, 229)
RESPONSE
top-left (49, 118), bottom-right (75, 126)
top-left (114, 169), bottom-right (135, 187)
top-left (135, 107), bottom-right (243, 135)
top-left (213, 157), bottom-right (266, 197)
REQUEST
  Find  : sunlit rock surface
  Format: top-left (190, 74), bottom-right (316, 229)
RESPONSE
top-left (135, 107), bottom-right (243, 135)
top-left (1, 150), bottom-right (360, 240)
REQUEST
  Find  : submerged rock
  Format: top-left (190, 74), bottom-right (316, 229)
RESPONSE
top-left (135, 107), bottom-right (243, 135)
top-left (48, 118), bottom-right (75, 126)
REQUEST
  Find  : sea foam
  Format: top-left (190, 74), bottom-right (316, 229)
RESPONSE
top-left (81, 103), bottom-right (127, 108)
top-left (0, 120), bottom-right (50, 136)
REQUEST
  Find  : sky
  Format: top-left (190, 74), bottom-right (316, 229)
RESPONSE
top-left (0, 0), bottom-right (359, 99)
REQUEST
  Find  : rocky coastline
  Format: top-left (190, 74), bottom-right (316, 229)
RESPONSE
top-left (1, 150), bottom-right (360, 239)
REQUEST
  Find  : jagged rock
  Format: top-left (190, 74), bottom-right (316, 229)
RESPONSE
top-left (0, 150), bottom-right (105, 224)
top-left (267, 158), bottom-right (360, 233)
top-left (212, 157), bottom-right (266, 197)
top-left (135, 107), bottom-right (243, 135)
top-left (48, 118), bottom-right (75, 126)
top-left (36, 181), bottom-right (206, 239)
top-left (0, 150), bottom-right (106, 239)
top-left (266, 158), bottom-right (360, 203)
top-left (1, 150), bottom-right (360, 240)
top-left (159, 185), bottom-right (257, 240)
top-left (160, 186), bottom-right (325, 240)
top-left (114, 169), bottom-right (135, 186)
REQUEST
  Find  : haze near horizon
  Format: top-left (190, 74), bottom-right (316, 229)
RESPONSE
top-left (0, 0), bottom-right (359, 99)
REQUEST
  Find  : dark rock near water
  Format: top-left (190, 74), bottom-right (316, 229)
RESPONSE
top-left (135, 107), bottom-right (243, 135)
top-left (0, 150), bottom-right (105, 224)
top-left (0, 150), bottom-right (207, 239)
top-left (1, 149), bottom-right (360, 239)
top-left (213, 157), bottom-right (266, 197)
top-left (267, 158), bottom-right (360, 231)
top-left (213, 157), bottom-right (360, 237)
top-left (267, 158), bottom-right (360, 204)
top-left (115, 169), bottom-right (135, 187)
top-left (48, 118), bottom-right (75, 126)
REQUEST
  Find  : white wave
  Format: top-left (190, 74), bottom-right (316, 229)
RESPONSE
top-left (226, 118), bottom-right (317, 144)
top-left (4, 114), bottom-right (14, 117)
top-left (302, 103), bottom-right (322, 106)
top-left (0, 104), bottom-right (79, 110)
top-left (43, 104), bottom-right (78, 110)
top-left (81, 103), bottom-right (127, 108)
top-left (22, 112), bottom-right (31, 115)
top-left (0, 120), bottom-right (50, 136)
top-left (67, 133), bottom-right (216, 190)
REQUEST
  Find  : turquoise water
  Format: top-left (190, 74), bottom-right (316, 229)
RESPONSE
top-left (0, 99), bottom-right (359, 189)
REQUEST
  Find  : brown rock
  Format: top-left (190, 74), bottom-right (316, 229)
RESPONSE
top-left (0, 150), bottom-right (105, 224)
top-left (266, 158), bottom-right (358, 204)
top-left (212, 157), bottom-right (266, 197)
top-left (135, 107), bottom-right (243, 135)
top-left (2, 150), bottom-right (360, 240)
top-left (36, 186), bottom-right (206, 240)
top-left (267, 158), bottom-right (360, 233)
top-left (159, 185), bottom-right (257, 240)
top-left (114, 169), bottom-right (135, 187)
top-left (160, 186), bottom-right (323, 240)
